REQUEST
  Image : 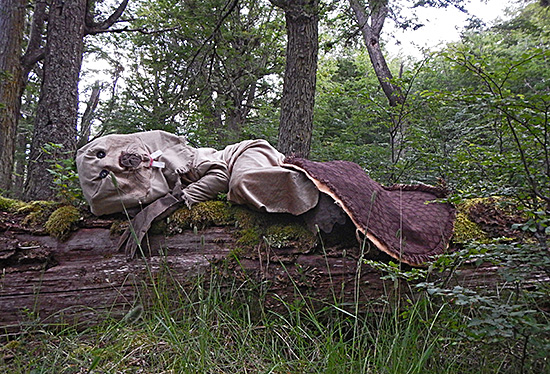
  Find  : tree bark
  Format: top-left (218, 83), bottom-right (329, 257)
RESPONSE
top-left (12, 129), bottom-right (28, 199)
top-left (271, 0), bottom-right (319, 158)
top-left (349, 0), bottom-right (403, 107)
top-left (0, 0), bottom-right (26, 193)
top-left (0, 215), bottom-right (386, 335)
top-left (24, 0), bottom-right (87, 200)
top-left (77, 82), bottom-right (101, 149)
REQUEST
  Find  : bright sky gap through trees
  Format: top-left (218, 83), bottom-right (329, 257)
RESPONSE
top-left (386, 0), bottom-right (514, 57)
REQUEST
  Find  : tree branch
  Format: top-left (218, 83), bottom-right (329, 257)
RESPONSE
top-left (370, 0), bottom-right (388, 36)
top-left (21, 0), bottom-right (48, 75)
top-left (349, 0), bottom-right (372, 35)
top-left (181, 0), bottom-right (239, 84)
top-left (21, 47), bottom-right (45, 70)
top-left (85, 0), bottom-right (129, 35)
top-left (85, 26), bottom-right (179, 35)
top-left (349, 0), bottom-right (402, 107)
top-left (77, 82), bottom-right (101, 149)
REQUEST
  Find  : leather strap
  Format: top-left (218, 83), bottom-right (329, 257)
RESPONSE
top-left (117, 193), bottom-right (182, 258)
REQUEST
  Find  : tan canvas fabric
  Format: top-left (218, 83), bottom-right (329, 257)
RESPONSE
top-left (220, 139), bottom-right (319, 215)
top-left (176, 146), bottom-right (230, 208)
top-left (76, 131), bottom-right (318, 217)
top-left (183, 139), bottom-right (319, 214)
top-left (76, 131), bottom-right (200, 215)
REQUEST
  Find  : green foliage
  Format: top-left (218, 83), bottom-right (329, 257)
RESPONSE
top-left (513, 210), bottom-right (550, 236)
top-left (312, 49), bottom-right (397, 179)
top-left (42, 143), bottom-right (84, 204)
top-left (414, 240), bottom-right (550, 372)
top-left (312, 2), bottom-right (550, 216)
top-left (365, 259), bottom-right (430, 283)
top-left (98, 0), bottom-right (285, 147)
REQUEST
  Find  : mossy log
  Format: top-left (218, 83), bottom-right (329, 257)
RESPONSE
top-left (0, 198), bottom-right (544, 338)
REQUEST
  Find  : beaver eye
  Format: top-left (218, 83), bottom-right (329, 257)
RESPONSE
top-left (96, 150), bottom-right (106, 159)
top-left (99, 170), bottom-right (109, 179)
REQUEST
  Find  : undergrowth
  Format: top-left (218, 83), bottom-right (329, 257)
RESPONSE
top-left (1, 201), bottom-right (548, 373)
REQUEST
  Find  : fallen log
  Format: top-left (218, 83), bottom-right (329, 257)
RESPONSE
top-left (0, 200), bottom-right (545, 337)
top-left (0, 216), bottom-right (384, 335)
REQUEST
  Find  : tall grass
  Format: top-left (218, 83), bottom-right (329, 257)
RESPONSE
top-left (1, 247), bottom-right (549, 373)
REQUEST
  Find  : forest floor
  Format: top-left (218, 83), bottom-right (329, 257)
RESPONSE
top-left (0, 196), bottom-right (549, 373)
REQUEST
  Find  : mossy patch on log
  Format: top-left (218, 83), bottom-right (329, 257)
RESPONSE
top-left (165, 200), bottom-right (318, 253)
top-left (264, 223), bottom-right (317, 250)
top-left (466, 197), bottom-right (526, 239)
top-left (0, 196), bottom-right (58, 217)
top-left (44, 205), bottom-right (81, 241)
top-left (167, 201), bottom-right (235, 233)
top-left (20, 201), bottom-right (60, 227)
top-left (0, 195), bottom-right (60, 228)
top-left (453, 199), bottom-right (490, 243)
top-left (452, 197), bottom-right (525, 244)
top-left (236, 227), bottom-right (262, 247)
top-left (0, 196), bottom-right (27, 212)
top-left (231, 208), bottom-right (317, 252)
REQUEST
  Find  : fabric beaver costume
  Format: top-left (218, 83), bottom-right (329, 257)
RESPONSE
top-left (76, 130), bottom-right (455, 266)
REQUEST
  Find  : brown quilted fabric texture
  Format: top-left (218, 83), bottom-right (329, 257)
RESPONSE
top-left (284, 157), bottom-right (456, 266)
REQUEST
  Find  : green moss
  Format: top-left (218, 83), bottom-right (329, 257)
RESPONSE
top-left (165, 199), bottom-right (318, 253)
top-left (453, 210), bottom-right (488, 243)
top-left (44, 205), bottom-right (81, 241)
top-left (236, 227), bottom-right (262, 247)
top-left (230, 207), bottom-right (313, 250)
top-left (168, 201), bottom-right (234, 232)
top-left (20, 201), bottom-right (60, 226)
top-left (0, 196), bottom-right (26, 212)
top-left (452, 199), bottom-right (490, 244)
top-left (231, 205), bottom-right (269, 229)
top-left (17, 200), bottom-right (58, 214)
top-left (264, 223), bottom-right (317, 250)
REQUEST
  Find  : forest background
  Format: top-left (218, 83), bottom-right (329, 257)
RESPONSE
top-left (0, 0), bottom-right (548, 220)
top-left (0, 0), bottom-right (549, 373)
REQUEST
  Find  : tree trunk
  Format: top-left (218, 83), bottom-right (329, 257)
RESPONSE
top-left (76, 82), bottom-right (101, 149)
top-left (224, 83), bottom-right (256, 144)
top-left (271, 0), bottom-right (319, 158)
top-left (349, 0), bottom-right (403, 107)
top-left (24, 0), bottom-right (87, 200)
top-left (12, 128), bottom-right (28, 199)
top-left (0, 0), bottom-right (26, 193)
top-left (23, 0), bottom-right (128, 200)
